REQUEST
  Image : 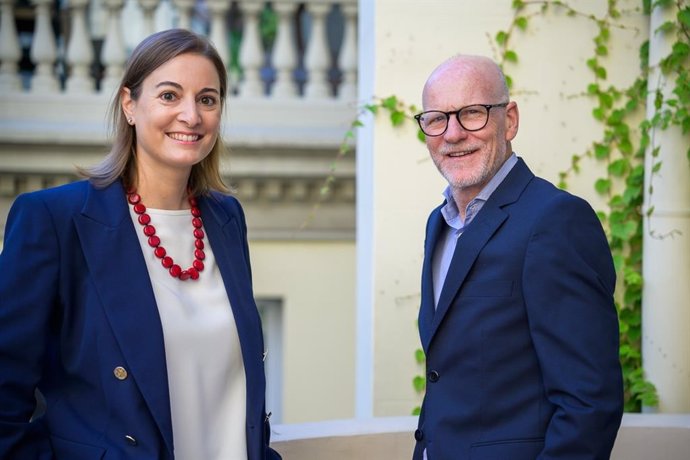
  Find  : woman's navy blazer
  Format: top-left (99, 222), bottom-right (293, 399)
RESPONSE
top-left (0, 180), bottom-right (277, 459)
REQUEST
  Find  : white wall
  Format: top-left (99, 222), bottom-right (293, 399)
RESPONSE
top-left (360, 0), bottom-right (648, 416)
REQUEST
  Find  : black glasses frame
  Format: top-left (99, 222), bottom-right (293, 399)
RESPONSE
top-left (414, 102), bottom-right (509, 136)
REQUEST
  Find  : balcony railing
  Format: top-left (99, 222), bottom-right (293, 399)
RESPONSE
top-left (0, 0), bottom-right (358, 146)
top-left (0, 0), bottom-right (359, 240)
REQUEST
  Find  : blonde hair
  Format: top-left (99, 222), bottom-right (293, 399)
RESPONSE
top-left (79, 28), bottom-right (230, 196)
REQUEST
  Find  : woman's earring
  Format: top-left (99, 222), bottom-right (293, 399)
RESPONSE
top-left (127, 117), bottom-right (133, 124)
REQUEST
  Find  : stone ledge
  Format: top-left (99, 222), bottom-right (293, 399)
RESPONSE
top-left (269, 414), bottom-right (690, 460)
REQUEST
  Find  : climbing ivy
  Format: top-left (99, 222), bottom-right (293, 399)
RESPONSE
top-left (491, 0), bottom-right (689, 411)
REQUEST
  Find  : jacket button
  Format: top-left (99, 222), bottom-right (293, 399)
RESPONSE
top-left (113, 366), bottom-right (128, 380)
top-left (414, 429), bottom-right (424, 441)
top-left (427, 370), bottom-right (439, 382)
top-left (124, 435), bottom-right (137, 446)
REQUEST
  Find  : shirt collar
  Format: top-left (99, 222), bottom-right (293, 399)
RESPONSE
top-left (440, 152), bottom-right (518, 230)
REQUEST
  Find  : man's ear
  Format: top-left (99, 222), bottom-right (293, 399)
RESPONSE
top-left (505, 101), bottom-right (519, 141)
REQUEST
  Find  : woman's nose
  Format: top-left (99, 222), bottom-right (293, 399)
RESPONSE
top-left (178, 98), bottom-right (201, 126)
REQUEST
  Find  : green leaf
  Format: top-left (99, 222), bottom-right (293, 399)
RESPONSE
top-left (596, 45), bottom-right (608, 56)
top-left (411, 406), bottom-right (421, 416)
top-left (417, 129), bottom-right (426, 143)
top-left (612, 254), bottom-right (624, 276)
top-left (595, 66), bottom-right (607, 79)
top-left (611, 220), bottom-right (638, 240)
top-left (365, 104), bottom-right (379, 115)
top-left (594, 143), bottom-right (610, 159)
top-left (679, 8), bottom-right (690, 29)
top-left (496, 31), bottom-right (508, 46)
top-left (619, 139), bottom-right (633, 155)
top-left (599, 92), bottom-right (614, 109)
top-left (381, 96), bottom-right (398, 111)
top-left (608, 158), bottom-right (630, 177)
top-left (415, 348), bottom-right (426, 364)
top-left (512, 0), bottom-right (525, 9)
top-left (390, 110), bottom-right (406, 126)
top-left (515, 16), bottom-right (529, 30)
top-left (655, 20), bottom-right (675, 34)
top-left (652, 161), bottom-right (662, 173)
top-left (639, 40), bottom-right (650, 69)
top-left (653, 0), bottom-right (674, 9)
top-left (622, 186), bottom-right (642, 206)
top-left (504, 50), bottom-right (518, 63)
top-left (595, 178), bottom-right (612, 194)
top-left (413, 375), bottom-right (426, 393)
top-left (624, 270), bottom-right (643, 287)
top-left (643, 0), bottom-right (652, 14)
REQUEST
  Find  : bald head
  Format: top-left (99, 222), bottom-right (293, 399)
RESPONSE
top-left (422, 55), bottom-right (509, 109)
top-left (418, 54), bottom-right (519, 209)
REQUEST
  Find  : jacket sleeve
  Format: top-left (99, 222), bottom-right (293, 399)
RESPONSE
top-left (523, 193), bottom-right (624, 460)
top-left (0, 193), bottom-right (58, 459)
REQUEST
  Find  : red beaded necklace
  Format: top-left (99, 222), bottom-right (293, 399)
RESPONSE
top-left (127, 189), bottom-right (205, 281)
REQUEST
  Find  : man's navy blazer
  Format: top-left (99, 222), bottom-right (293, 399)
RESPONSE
top-left (414, 158), bottom-right (624, 459)
top-left (0, 180), bottom-right (278, 459)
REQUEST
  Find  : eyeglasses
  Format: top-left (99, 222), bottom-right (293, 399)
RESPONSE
top-left (414, 103), bottom-right (509, 137)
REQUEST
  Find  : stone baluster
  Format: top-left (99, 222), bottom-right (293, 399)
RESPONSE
top-left (0, 0), bottom-right (22, 91)
top-left (138, 0), bottom-right (160, 37)
top-left (303, 2), bottom-right (331, 99)
top-left (271, 1), bottom-right (299, 98)
top-left (65, 0), bottom-right (95, 93)
top-left (101, 0), bottom-right (127, 95)
top-left (206, 0), bottom-right (231, 66)
top-left (172, 0), bottom-right (195, 30)
top-left (237, 0), bottom-right (265, 97)
top-left (89, 0), bottom-right (107, 42)
top-left (338, 1), bottom-right (357, 101)
top-left (30, 0), bottom-right (59, 93)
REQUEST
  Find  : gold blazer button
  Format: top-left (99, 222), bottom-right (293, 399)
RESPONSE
top-left (113, 366), bottom-right (128, 380)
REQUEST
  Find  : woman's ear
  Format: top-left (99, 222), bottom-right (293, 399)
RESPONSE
top-left (121, 87), bottom-right (134, 123)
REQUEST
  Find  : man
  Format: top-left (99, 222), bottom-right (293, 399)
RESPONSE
top-left (413, 55), bottom-right (624, 459)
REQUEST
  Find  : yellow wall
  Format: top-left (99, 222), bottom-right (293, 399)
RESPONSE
top-left (250, 240), bottom-right (356, 423)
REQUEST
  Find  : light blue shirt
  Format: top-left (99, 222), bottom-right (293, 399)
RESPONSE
top-left (431, 153), bottom-right (518, 307)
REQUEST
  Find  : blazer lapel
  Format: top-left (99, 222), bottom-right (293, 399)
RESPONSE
top-left (73, 181), bottom-right (174, 456)
top-left (419, 206), bottom-right (445, 352)
top-left (200, 195), bottom-right (264, 449)
top-left (427, 158), bottom-right (534, 346)
top-left (430, 208), bottom-right (508, 339)
top-left (199, 195), bottom-right (262, 376)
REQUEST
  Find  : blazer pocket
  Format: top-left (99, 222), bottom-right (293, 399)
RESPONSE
top-left (460, 280), bottom-right (513, 297)
top-left (470, 437), bottom-right (543, 460)
top-left (50, 435), bottom-right (106, 460)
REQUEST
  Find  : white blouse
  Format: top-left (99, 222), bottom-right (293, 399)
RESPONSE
top-left (129, 206), bottom-right (247, 460)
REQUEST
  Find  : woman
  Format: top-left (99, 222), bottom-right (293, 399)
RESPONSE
top-left (0, 29), bottom-right (280, 460)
